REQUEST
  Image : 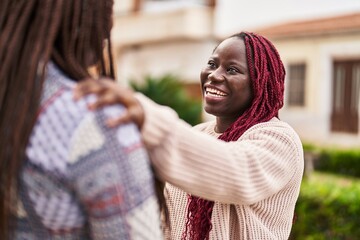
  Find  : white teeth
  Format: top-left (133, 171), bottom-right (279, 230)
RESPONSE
top-left (205, 87), bottom-right (227, 97)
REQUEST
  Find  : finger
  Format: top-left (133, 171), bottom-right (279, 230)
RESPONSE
top-left (106, 114), bottom-right (133, 128)
top-left (106, 107), bottom-right (144, 129)
top-left (129, 105), bottom-right (145, 129)
top-left (73, 82), bottom-right (96, 100)
top-left (73, 79), bottom-right (106, 100)
top-left (87, 93), bottom-right (118, 110)
top-left (111, 87), bottom-right (137, 108)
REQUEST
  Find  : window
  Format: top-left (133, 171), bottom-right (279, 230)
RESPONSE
top-left (287, 63), bottom-right (306, 107)
top-left (331, 60), bottom-right (360, 134)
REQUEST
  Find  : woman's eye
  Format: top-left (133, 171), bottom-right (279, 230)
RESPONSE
top-left (228, 67), bottom-right (239, 74)
top-left (207, 61), bottom-right (216, 68)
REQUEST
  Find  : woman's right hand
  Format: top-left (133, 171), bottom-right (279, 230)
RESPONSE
top-left (73, 78), bottom-right (145, 129)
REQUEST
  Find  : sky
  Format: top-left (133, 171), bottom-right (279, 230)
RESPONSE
top-left (215, 0), bottom-right (360, 36)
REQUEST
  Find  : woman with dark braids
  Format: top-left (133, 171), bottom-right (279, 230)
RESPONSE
top-left (0, 0), bottom-right (163, 239)
top-left (74, 31), bottom-right (304, 240)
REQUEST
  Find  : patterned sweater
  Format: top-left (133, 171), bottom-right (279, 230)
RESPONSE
top-left (136, 94), bottom-right (304, 240)
top-left (12, 63), bottom-right (163, 240)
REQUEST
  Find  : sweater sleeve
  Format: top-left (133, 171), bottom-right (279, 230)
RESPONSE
top-left (136, 93), bottom-right (304, 205)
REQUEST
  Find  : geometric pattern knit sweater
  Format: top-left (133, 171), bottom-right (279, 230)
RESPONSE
top-left (11, 63), bottom-right (163, 240)
top-left (136, 94), bottom-right (304, 240)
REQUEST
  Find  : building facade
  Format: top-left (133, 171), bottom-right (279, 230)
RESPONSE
top-left (256, 13), bottom-right (360, 147)
top-left (111, 0), bottom-right (360, 148)
top-left (112, 0), bottom-right (216, 88)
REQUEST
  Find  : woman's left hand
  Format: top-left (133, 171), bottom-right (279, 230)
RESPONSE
top-left (73, 78), bottom-right (145, 129)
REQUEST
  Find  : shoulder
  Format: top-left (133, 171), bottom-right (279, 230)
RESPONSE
top-left (69, 104), bottom-right (143, 163)
top-left (243, 117), bottom-right (303, 158)
top-left (28, 62), bottom-right (139, 174)
top-left (244, 118), bottom-right (300, 139)
top-left (193, 121), bottom-right (213, 130)
top-left (44, 61), bottom-right (135, 148)
top-left (193, 120), bottom-right (220, 136)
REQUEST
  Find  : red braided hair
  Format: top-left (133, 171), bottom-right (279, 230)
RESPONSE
top-left (183, 32), bottom-right (286, 240)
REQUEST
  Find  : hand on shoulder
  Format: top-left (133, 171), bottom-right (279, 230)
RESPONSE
top-left (73, 78), bottom-right (145, 129)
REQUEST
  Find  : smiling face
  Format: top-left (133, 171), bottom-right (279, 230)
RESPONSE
top-left (200, 37), bottom-right (253, 126)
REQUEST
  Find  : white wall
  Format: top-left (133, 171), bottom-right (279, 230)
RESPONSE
top-left (215, 0), bottom-right (360, 37)
top-left (116, 40), bottom-right (218, 86)
top-left (114, 0), bottom-right (134, 14)
top-left (276, 34), bottom-right (360, 147)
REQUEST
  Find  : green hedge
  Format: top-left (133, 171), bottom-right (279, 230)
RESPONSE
top-left (290, 172), bottom-right (360, 239)
top-left (303, 143), bottom-right (360, 178)
top-left (130, 75), bottom-right (202, 126)
top-left (316, 148), bottom-right (360, 177)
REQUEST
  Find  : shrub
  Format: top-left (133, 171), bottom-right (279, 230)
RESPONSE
top-left (316, 148), bottom-right (360, 177)
top-left (130, 75), bottom-right (203, 126)
top-left (290, 172), bottom-right (360, 239)
top-left (301, 143), bottom-right (360, 178)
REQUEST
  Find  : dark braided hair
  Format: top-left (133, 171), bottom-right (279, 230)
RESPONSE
top-left (0, 0), bottom-right (114, 238)
top-left (183, 31), bottom-right (286, 240)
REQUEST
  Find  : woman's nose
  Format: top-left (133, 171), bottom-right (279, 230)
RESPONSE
top-left (208, 68), bottom-right (225, 82)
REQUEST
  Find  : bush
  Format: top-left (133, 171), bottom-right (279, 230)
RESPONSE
top-left (316, 148), bottom-right (360, 177)
top-left (130, 75), bottom-right (203, 126)
top-left (302, 143), bottom-right (320, 152)
top-left (302, 143), bottom-right (360, 178)
top-left (290, 172), bottom-right (360, 239)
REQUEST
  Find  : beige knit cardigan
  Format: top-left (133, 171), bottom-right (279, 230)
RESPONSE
top-left (136, 94), bottom-right (304, 240)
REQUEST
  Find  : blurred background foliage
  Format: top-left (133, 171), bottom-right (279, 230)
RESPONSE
top-left (130, 74), bottom-right (203, 126)
top-left (290, 145), bottom-right (360, 239)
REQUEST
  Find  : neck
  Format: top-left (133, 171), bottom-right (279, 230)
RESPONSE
top-left (215, 117), bottom-right (237, 133)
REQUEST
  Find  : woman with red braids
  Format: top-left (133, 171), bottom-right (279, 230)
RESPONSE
top-left (74, 31), bottom-right (304, 240)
